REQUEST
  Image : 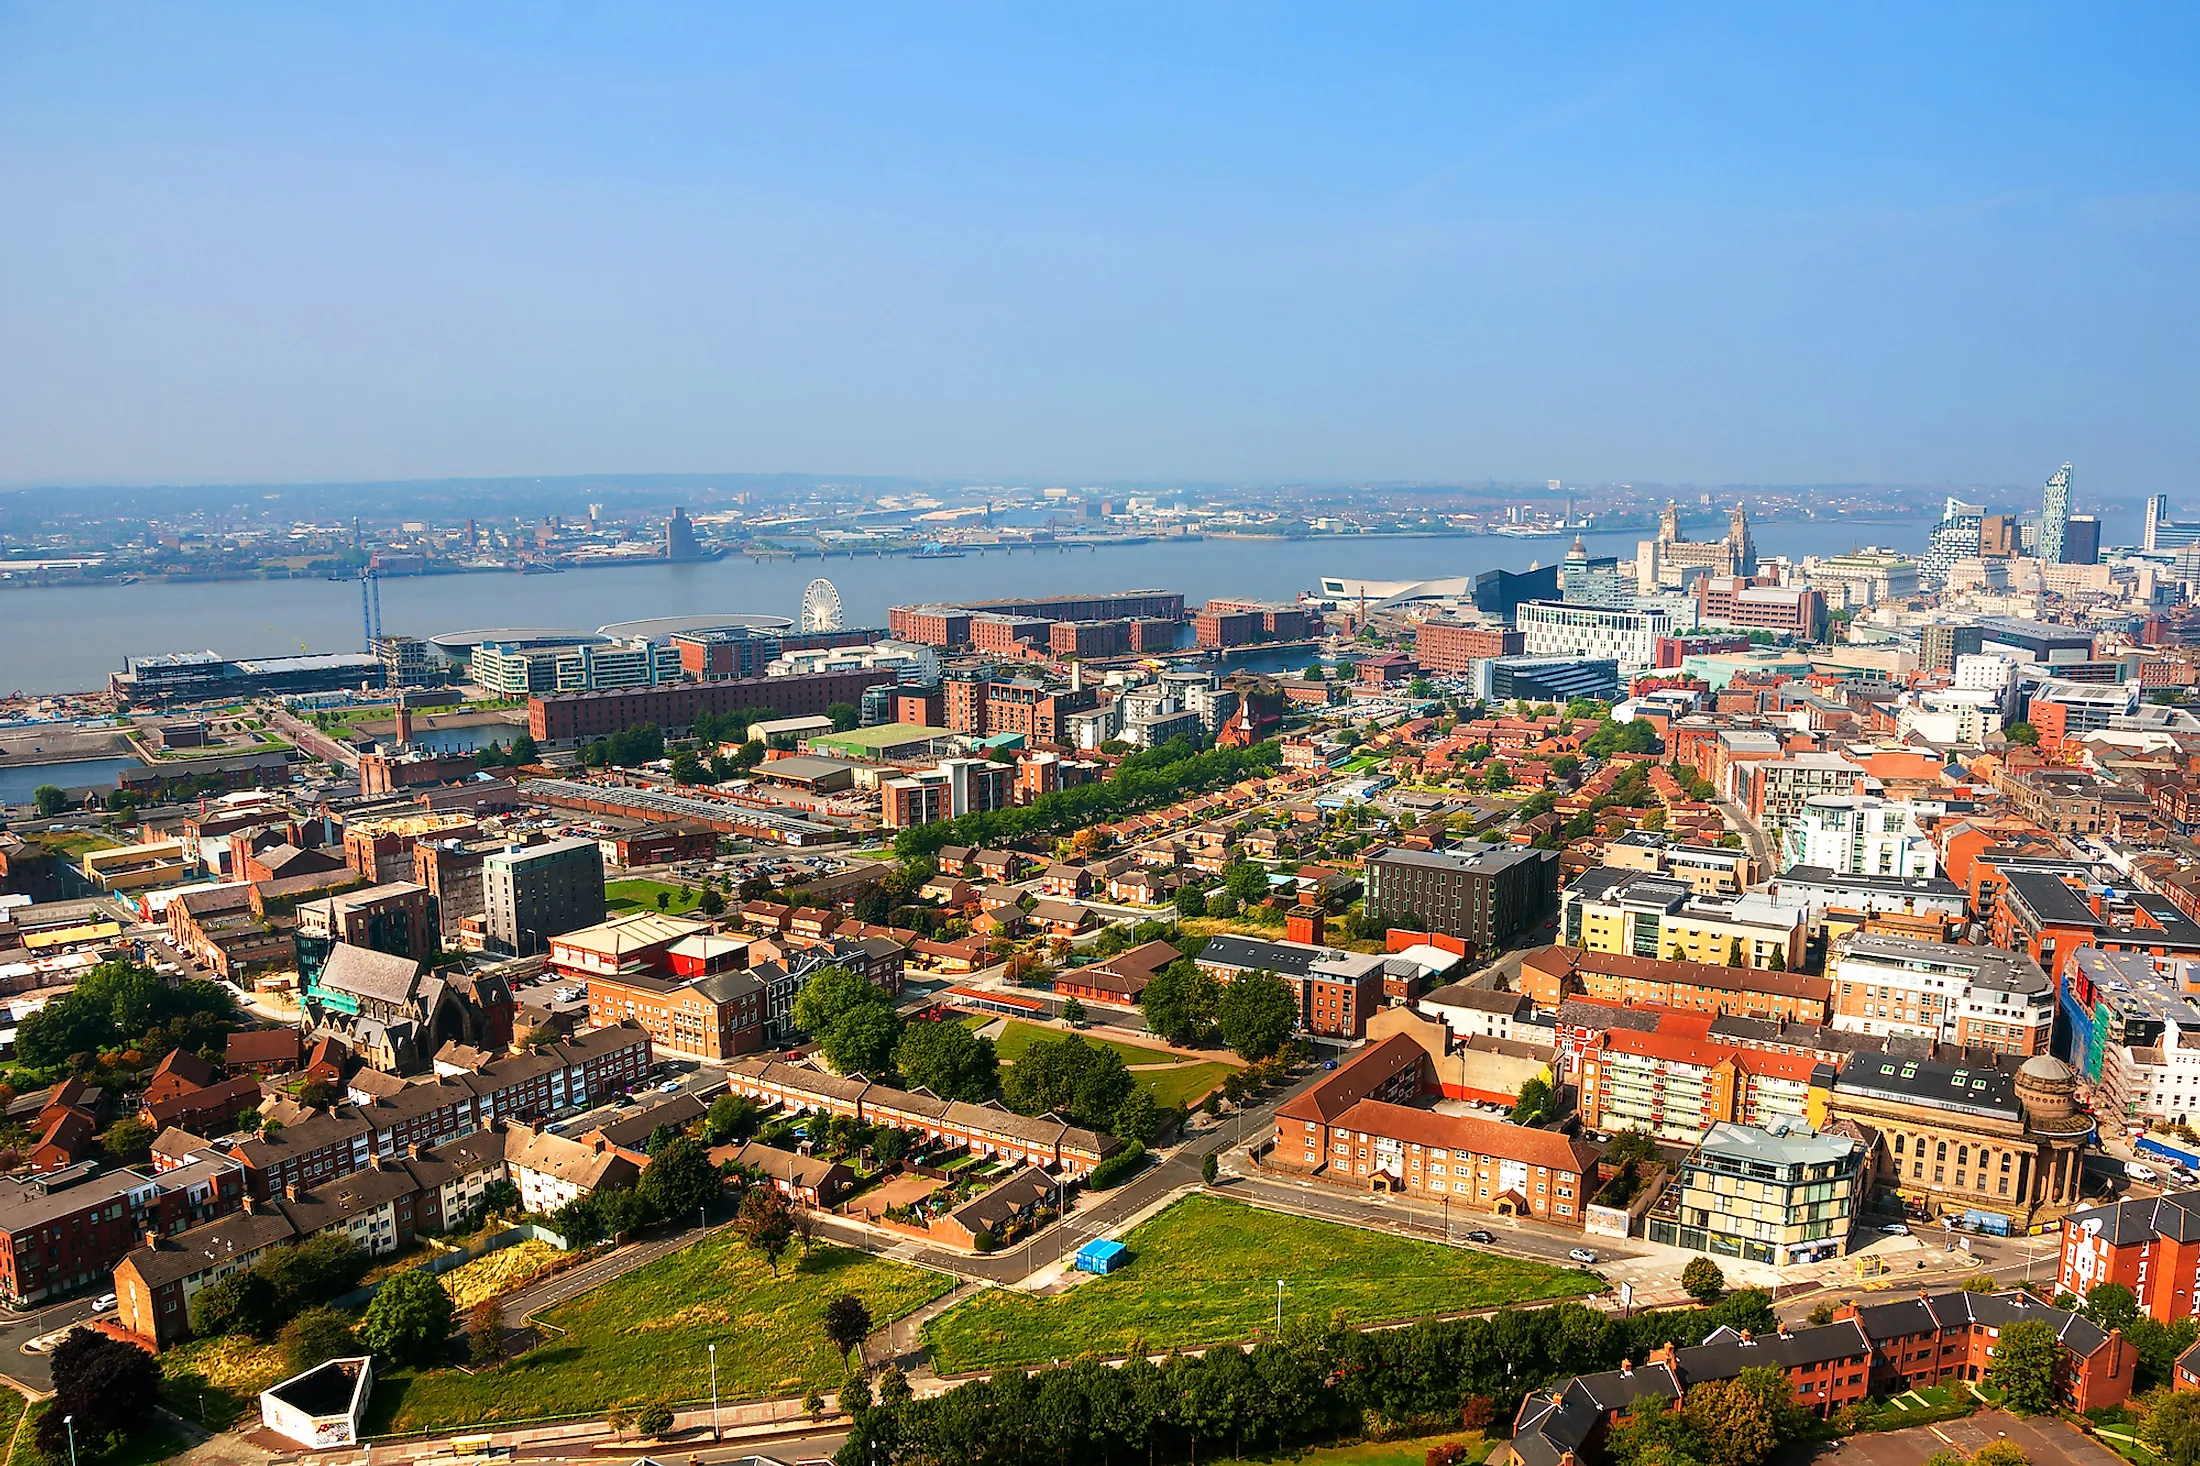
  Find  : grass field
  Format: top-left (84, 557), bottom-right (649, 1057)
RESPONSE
top-left (985, 1019), bottom-right (1235, 1111)
top-left (604, 878), bottom-right (702, 914)
top-left (157, 1334), bottom-right (291, 1430)
top-left (366, 1234), bottom-right (952, 1434)
top-left (923, 1195), bottom-right (1599, 1373)
top-left (26, 830), bottom-right (121, 860)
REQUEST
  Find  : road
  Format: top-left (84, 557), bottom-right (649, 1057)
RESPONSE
top-left (1716, 793), bottom-right (1775, 873)
top-left (0, 1295), bottom-right (99, 1394)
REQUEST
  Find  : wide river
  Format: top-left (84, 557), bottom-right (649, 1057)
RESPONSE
top-left (1, 518), bottom-right (1937, 695)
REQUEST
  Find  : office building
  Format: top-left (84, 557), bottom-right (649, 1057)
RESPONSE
top-left (1829, 932), bottom-right (2054, 1056)
top-left (1695, 579), bottom-right (1827, 641)
top-left (1919, 622), bottom-right (1984, 673)
top-left (1646, 1121), bottom-right (1865, 1264)
top-left (1471, 656), bottom-right (1621, 704)
top-left (1918, 498), bottom-right (1985, 591)
top-left (483, 838), bottom-right (606, 956)
top-left (2064, 514), bottom-right (2101, 566)
top-left (1577, 1031), bottom-right (1827, 1144)
top-left (293, 882), bottom-right (438, 989)
top-left (672, 626), bottom-right (781, 681)
top-left (528, 668), bottom-right (899, 745)
top-left (2060, 948), bottom-right (2200, 1125)
top-left (1415, 620), bottom-right (1523, 675)
top-left (1516, 601), bottom-right (1680, 670)
top-left (1560, 869), bottom-right (1805, 971)
top-left (473, 637), bottom-right (683, 696)
top-left (2039, 462), bottom-right (2073, 566)
top-left (1471, 564), bottom-right (1561, 622)
top-left (1362, 845), bottom-right (1557, 955)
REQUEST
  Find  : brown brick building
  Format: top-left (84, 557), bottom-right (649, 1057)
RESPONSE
top-left (1415, 621), bottom-right (1524, 675)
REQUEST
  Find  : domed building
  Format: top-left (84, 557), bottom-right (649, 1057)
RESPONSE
top-left (1831, 1051), bottom-right (2094, 1222)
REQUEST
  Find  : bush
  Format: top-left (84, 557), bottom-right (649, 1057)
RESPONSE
top-left (281, 1306), bottom-right (358, 1374)
top-left (359, 1269), bottom-right (456, 1367)
top-left (635, 1399), bottom-right (676, 1437)
top-left (1087, 1141), bottom-right (1147, 1190)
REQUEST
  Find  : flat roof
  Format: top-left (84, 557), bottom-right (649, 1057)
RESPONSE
top-left (810, 724), bottom-right (957, 751)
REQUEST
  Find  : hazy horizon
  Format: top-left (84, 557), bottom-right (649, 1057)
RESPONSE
top-left (4, 7), bottom-right (2195, 491)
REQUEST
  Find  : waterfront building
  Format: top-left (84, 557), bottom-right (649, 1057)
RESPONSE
top-left (1516, 601), bottom-right (1679, 670)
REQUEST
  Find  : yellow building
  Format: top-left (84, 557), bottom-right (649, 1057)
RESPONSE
top-left (1561, 867), bottom-right (1804, 972)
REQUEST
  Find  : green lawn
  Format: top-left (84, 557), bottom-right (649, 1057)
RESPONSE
top-left (367, 1234), bottom-right (952, 1433)
top-left (923, 1195), bottom-right (1599, 1373)
top-left (604, 878), bottom-right (702, 914)
top-left (156, 1334), bottom-right (291, 1430)
top-left (987, 1020), bottom-right (1235, 1111)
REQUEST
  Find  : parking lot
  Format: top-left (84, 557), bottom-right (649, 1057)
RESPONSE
top-left (1805, 1412), bottom-right (2126, 1466)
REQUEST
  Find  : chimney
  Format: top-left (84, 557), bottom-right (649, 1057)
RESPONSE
top-left (531, 1118), bottom-right (546, 1135)
top-left (1739, 1329), bottom-right (1754, 1345)
top-left (143, 1228), bottom-right (159, 1250)
top-left (282, 1182), bottom-right (299, 1202)
top-left (241, 1194), bottom-right (257, 1213)
top-left (1619, 1358), bottom-right (1632, 1376)
top-left (407, 1142), bottom-right (423, 1159)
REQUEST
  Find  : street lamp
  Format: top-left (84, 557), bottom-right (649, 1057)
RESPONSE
top-left (709, 1342), bottom-right (720, 1442)
top-left (1275, 1279), bottom-right (1284, 1333)
top-left (62, 1415), bottom-right (75, 1466)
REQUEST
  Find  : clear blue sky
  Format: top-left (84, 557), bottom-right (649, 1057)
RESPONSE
top-left (2, 5), bottom-right (2195, 492)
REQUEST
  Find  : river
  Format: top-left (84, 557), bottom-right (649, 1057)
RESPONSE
top-left (0, 518), bottom-right (1937, 695)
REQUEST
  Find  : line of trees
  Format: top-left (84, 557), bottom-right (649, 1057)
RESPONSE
top-left (837, 1289), bottom-right (1783, 1466)
top-left (891, 736), bottom-right (1282, 862)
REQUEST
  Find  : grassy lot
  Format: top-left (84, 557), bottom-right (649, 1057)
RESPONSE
top-left (1173, 914), bottom-right (1390, 955)
top-left (14, 1399), bottom-right (188, 1466)
top-left (157, 1334), bottom-right (292, 1430)
top-left (986, 1020), bottom-right (1235, 1111)
top-left (604, 878), bottom-right (702, 914)
top-left (25, 830), bottom-right (122, 860)
top-left (1285, 1434), bottom-right (1492, 1465)
top-left (367, 1234), bottom-right (951, 1433)
top-left (924, 1195), bottom-right (1599, 1373)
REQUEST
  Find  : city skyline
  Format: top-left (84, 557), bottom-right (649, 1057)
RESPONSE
top-left (4, 7), bottom-right (2197, 490)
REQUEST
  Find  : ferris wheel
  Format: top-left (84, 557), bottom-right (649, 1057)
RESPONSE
top-left (800, 578), bottom-right (844, 634)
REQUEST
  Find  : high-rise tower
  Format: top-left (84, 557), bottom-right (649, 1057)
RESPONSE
top-left (2038, 463), bottom-right (2073, 565)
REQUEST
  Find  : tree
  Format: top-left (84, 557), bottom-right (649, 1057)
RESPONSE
top-left (1215, 968), bottom-right (1297, 1061)
top-left (283, 1306), bottom-right (358, 1373)
top-left (2083, 1281), bottom-right (2141, 1333)
top-left (509, 732), bottom-right (538, 765)
top-left (1510, 1075), bottom-right (1556, 1126)
top-left (737, 1185), bottom-right (796, 1274)
top-left (359, 1269), bottom-right (457, 1367)
top-left (1141, 958), bottom-right (1220, 1046)
top-left (703, 1093), bottom-right (762, 1145)
top-left (1060, 996), bottom-right (1086, 1028)
top-left (699, 885), bottom-right (726, 916)
top-left (1988, 1317), bottom-right (2060, 1414)
top-left (825, 1294), bottom-right (874, 1359)
top-left (101, 1116), bottom-right (156, 1166)
top-left (1174, 883), bottom-right (1210, 919)
top-left (641, 1135), bottom-right (721, 1220)
top-left (190, 1268), bottom-right (279, 1339)
top-left (42, 1329), bottom-right (161, 1461)
top-left (795, 966), bottom-right (904, 1075)
top-left (1972, 1444), bottom-right (2031, 1466)
top-left (877, 1364), bottom-right (913, 1409)
top-left (1681, 1258), bottom-right (1726, 1304)
top-left (655, 890), bottom-right (671, 911)
top-left (635, 1399), bottom-right (676, 1438)
top-left (32, 785), bottom-right (66, 816)
top-left (2004, 721), bottom-right (2040, 746)
top-left (828, 702), bottom-right (861, 732)
top-left (1806, 1301), bottom-right (1836, 1327)
top-left (468, 1299), bottom-right (506, 1365)
top-left (1203, 1153), bottom-right (1220, 1185)
top-left (2142, 1387), bottom-right (2200, 1466)
top-left (1112, 1085), bottom-right (1160, 1145)
top-left (892, 1020), bottom-right (999, 1102)
top-left (1680, 1367), bottom-right (1802, 1466)
top-left (1606, 1396), bottom-right (1709, 1466)
top-left (1001, 1033), bottom-right (1134, 1133)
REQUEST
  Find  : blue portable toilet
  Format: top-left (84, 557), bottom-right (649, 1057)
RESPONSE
top-left (1075, 1239), bottom-right (1128, 1275)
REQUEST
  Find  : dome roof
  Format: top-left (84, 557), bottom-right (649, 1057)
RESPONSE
top-left (2018, 1055), bottom-right (2074, 1084)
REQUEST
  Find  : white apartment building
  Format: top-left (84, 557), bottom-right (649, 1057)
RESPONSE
top-left (1741, 754), bottom-right (1869, 841)
top-left (767, 639), bottom-right (942, 684)
top-left (1516, 600), bottom-right (1679, 671)
top-left (471, 637), bottom-right (682, 696)
top-left (1895, 688), bottom-right (2003, 747)
top-left (1780, 795), bottom-right (1937, 878)
top-left (1828, 932), bottom-right (2054, 1057)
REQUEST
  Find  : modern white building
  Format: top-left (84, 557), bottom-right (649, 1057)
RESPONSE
top-left (1895, 688), bottom-right (2004, 746)
top-left (767, 639), bottom-right (942, 685)
top-left (1780, 795), bottom-right (1937, 878)
top-left (472, 636), bottom-right (682, 696)
top-left (1516, 600), bottom-right (1679, 671)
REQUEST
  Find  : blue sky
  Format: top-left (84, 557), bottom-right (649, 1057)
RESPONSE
top-left (2, 5), bottom-right (2195, 491)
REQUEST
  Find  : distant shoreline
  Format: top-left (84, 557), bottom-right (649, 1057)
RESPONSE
top-left (0, 513), bottom-right (1930, 593)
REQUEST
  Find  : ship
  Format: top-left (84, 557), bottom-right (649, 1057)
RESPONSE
top-left (1490, 524), bottom-right (1568, 539)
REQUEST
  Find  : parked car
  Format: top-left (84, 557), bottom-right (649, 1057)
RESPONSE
top-left (1464, 1229), bottom-right (1496, 1244)
top-left (1879, 1222), bottom-right (1910, 1235)
top-left (90, 1293), bottom-right (116, 1315)
top-left (1568, 1248), bottom-right (1598, 1264)
top-left (2129, 1163), bottom-right (2160, 1182)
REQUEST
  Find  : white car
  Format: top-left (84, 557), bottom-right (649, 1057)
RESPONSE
top-left (2129, 1163), bottom-right (2160, 1182)
top-left (657, 1080), bottom-right (682, 1094)
top-left (90, 1293), bottom-right (116, 1315)
top-left (1879, 1223), bottom-right (1910, 1235)
top-left (1568, 1248), bottom-right (1598, 1264)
